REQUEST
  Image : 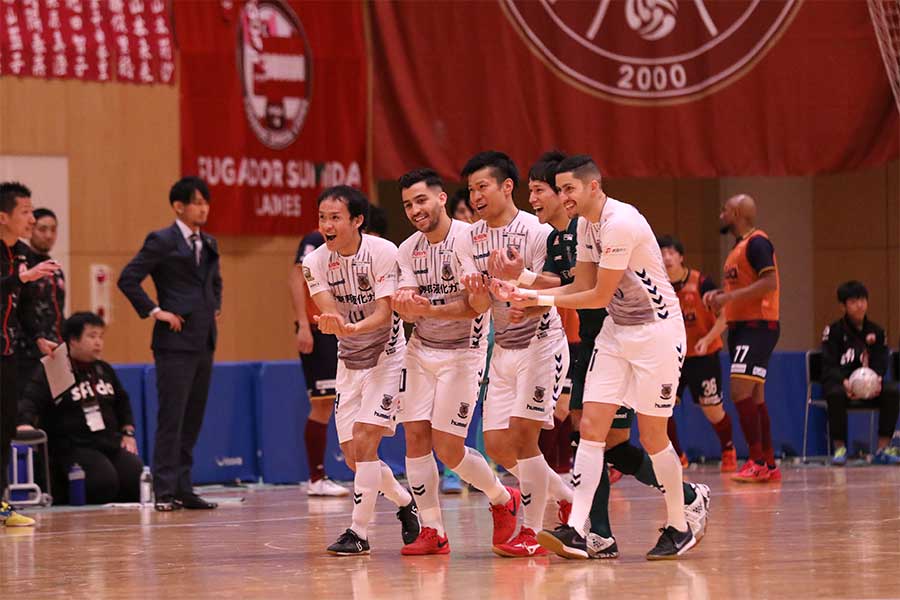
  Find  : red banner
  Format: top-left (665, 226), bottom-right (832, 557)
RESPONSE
top-left (371, 0), bottom-right (899, 178)
top-left (0, 0), bottom-right (175, 84)
top-left (177, 0), bottom-right (368, 236)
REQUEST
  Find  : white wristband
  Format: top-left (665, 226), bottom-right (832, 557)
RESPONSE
top-left (517, 269), bottom-right (537, 286)
top-left (536, 295), bottom-right (555, 307)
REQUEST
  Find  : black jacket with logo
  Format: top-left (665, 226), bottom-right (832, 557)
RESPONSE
top-left (18, 359), bottom-right (135, 453)
top-left (821, 316), bottom-right (888, 395)
top-left (0, 240), bottom-right (30, 357)
top-left (16, 248), bottom-right (66, 360)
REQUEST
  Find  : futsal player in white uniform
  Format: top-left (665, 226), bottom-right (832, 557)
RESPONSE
top-left (302, 186), bottom-right (419, 556)
top-left (392, 168), bottom-right (521, 555)
top-left (456, 151), bottom-right (572, 558)
top-left (509, 155), bottom-right (706, 560)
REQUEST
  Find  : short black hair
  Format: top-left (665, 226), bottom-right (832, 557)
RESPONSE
top-left (0, 181), bottom-right (31, 215)
top-left (555, 154), bottom-right (601, 182)
top-left (368, 205), bottom-right (388, 237)
top-left (399, 168), bottom-right (443, 191)
top-left (657, 234), bottom-right (685, 256)
top-left (837, 280), bottom-right (868, 303)
top-left (448, 187), bottom-right (473, 216)
top-left (63, 311), bottom-right (106, 342)
top-left (317, 185), bottom-right (370, 230)
top-left (33, 208), bottom-right (57, 222)
top-left (460, 151), bottom-right (519, 189)
top-left (169, 176), bottom-right (210, 206)
top-left (528, 150), bottom-right (567, 189)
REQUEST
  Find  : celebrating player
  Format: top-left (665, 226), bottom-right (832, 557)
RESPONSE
top-left (508, 155), bottom-right (704, 560)
top-left (392, 168), bottom-right (519, 555)
top-left (456, 151), bottom-right (572, 557)
top-left (302, 186), bottom-right (419, 556)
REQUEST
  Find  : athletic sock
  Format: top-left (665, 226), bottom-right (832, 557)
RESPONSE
top-left (566, 439), bottom-right (605, 537)
top-left (588, 463), bottom-right (612, 538)
top-left (736, 398), bottom-right (763, 463)
top-left (649, 443), bottom-right (689, 532)
top-left (518, 455), bottom-right (550, 533)
top-left (667, 417), bottom-right (684, 456)
top-left (379, 461), bottom-right (412, 507)
top-left (350, 460), bottom-right (381, 539)
top-left (546, 460), bottom-right (574, 503)
top-left (405, 454), bottom-right (443, 537)
top-left (758, 402), bottom-right (776, 466)
top-left (713, 412), bottom-right (735, 452)
top-left (452, 448), bottom-right (509, 506)
top-left (304, 419), bottom-right (328, 482)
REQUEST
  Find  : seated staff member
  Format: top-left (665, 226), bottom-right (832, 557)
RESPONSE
top-left (821, 280), bottom-right (900, 465)
top-left (17, 312), bottom-right (144, 504)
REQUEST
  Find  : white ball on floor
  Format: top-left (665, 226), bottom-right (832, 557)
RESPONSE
top-left (849, 367), bottom-right (880, 399)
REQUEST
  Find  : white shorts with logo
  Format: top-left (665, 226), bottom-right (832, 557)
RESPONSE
top-left (584, 317), bottom-right (686, 418)
top-left (334, 346), bottom-right (406, 444)
top-left (483, 331), bottom-right (570, 432)
top-left (397, 337), bottom-right (486, 437)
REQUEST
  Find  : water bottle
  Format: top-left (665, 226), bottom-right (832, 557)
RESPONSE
top-left (68, 463), bottom-right (86, 506)
top-left (140, 466), bottom-right (154, 507)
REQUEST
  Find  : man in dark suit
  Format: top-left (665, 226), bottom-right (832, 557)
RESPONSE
top-left (118, 177), bottom-right (222, 511)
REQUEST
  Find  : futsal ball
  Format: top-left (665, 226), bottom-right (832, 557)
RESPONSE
top-left (849, 367), bottom-right (881, 399)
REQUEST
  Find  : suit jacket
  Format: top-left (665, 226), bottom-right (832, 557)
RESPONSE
top-left (118, 223), bottom-right (222, 353)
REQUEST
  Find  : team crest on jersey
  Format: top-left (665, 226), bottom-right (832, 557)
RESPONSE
top-left (660, 384), bottom-right (673, 400)
top-left (357, 273), bottom-right (372, 291)
top-left (473, 232), bottom-right (488, 243)
top-left (457, 402), bottom-right (470, 419)
top-left (441, 261), bottom-right (454, 282)
top-left (381, 394), bottom-right (394, 410)
top-left (328, 260), bottom-right (341, 270)
top-left (533, 386), bottom-right (546, 403)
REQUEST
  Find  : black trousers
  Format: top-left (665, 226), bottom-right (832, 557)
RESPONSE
top-left (1, 355), bottom-right (19, 497)
top-left (826, 384), bottom-right (900, 444)
top-left (52, 445), bottom-right (144, 504)
top-left (152, 350), bottom-right (213, 500)
top-left (15, 356), bottom-right (41, 401)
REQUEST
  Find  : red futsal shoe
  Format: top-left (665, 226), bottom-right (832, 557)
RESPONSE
top-left (401, 527), bottom-right (451, 556)
top-left (490, 486), bottom-right (521, 545)
top-left (492, 528), bottom-right (548, 558)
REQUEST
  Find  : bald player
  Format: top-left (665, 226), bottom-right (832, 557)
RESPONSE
top-left (705, 195), bottom-right (782, 483)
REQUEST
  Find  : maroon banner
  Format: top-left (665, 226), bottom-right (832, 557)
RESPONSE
top-left (371, 0), bottom-right (899, 178)
top-left (177, 0), bottom-right (368, 236)
top-left (0, 0), bottom-right (175, 84)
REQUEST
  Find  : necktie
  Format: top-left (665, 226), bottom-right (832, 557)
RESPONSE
top-left (189, 233), bottom-right (201, 266)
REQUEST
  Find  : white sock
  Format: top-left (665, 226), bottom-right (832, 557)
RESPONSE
top-left (350, 460), bottom-right (381, 539)
top-left (649, 443), bottom-right (688, 532)
top-left (380, 461), bottom-right (412, 507)
top-left (546, 461), bottom-right (573, 503)
top-left (452, 448), bottom-right (510, 506)
top-left (405, 454), bottom-right (443, 537)
top-left (518, 455), bottom-right (550, 533)
top-left (566, 439), bottom-right (605, 537)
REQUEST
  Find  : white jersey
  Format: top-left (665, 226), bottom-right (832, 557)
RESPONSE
top-left (456, 210), bottom-right (563, 349)
top-left (576, 198), bottom-right (682, 326)
top-left (398, 219), bottom-right (487, 350)
top-left (303, 234), bottom-right (405, 369)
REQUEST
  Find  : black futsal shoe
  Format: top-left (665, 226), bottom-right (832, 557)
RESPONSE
top-left (536, 524), bottom-right (589, 559)
top-left (397, 499), bottom-right (420, 545)
top-left (646, 526), bottom-right (696, 560)
top-left (327, 529), bottom-right (371, 556)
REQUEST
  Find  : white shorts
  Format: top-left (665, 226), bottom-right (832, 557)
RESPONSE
top-left (583, 317), bottom-right (686, 418)
top-left (334, 346), bottom-right (406, 444)
top-left (483, 332), bottom-right (570, 432)
top-left (397, 338), bottom-right (486, 437)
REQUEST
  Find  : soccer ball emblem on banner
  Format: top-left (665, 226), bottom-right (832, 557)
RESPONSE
top-left (502, 0), bottom-right (801, 103)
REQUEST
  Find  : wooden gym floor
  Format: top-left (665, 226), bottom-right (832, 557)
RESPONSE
top-left (2, 465), bottom-right (899, 599)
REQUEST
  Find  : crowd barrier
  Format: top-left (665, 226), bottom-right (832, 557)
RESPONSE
top-left (111, 352), bottom-right (880, 484)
